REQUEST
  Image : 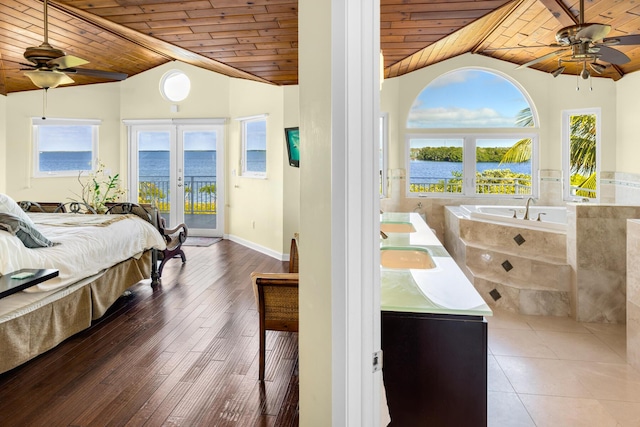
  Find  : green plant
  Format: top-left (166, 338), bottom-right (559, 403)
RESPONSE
top-left (75, 160), bottom-right (126, 213)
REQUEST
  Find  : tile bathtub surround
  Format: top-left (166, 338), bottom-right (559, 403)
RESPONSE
top-left (627, 219), bottom-right (640, 371)
top-left (487, 308), bottom-right (640, 427)
top-left (567, 205), bottom-right (640, 323)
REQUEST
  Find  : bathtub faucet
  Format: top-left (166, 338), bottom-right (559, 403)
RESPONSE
top-left (524, 197), bottom-right (536, 220)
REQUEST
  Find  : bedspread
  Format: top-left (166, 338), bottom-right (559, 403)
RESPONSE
top-left (0, 212), bottom-right (166, 293)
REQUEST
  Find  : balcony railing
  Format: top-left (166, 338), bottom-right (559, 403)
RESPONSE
top-left (138, 176), bottom-right (217, 214)
top-left (410, 176), bottom-right (532, 195)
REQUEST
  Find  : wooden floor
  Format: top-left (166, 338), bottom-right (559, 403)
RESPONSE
top-left (0, 241), bottom-right (299, 426)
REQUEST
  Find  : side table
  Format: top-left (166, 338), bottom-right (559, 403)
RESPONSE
top-left (0, 269), bottom-right (59, 299)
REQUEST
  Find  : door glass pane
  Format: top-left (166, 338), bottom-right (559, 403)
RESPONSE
top-left (475, 139), bottom-right (532, 195)
top-left (568, 113), bottom-right (597, 199)
top-left (184, 131), bottom-right (217, 230)
top-left (138, 131), bottom-right (171, 225)
top-left (409, 138), bottom-right (463, 194)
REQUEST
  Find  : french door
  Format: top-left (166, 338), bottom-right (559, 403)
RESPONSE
top-left (125, 119), bottom-right (225, 237)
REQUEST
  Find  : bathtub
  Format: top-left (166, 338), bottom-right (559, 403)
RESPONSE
top-left (459, 205), bottom-right (567, 232)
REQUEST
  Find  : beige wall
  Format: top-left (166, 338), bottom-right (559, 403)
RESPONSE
top-left (298, 0), bottom-right (333, 422)
top-left (283, 85), bottom-right (301, 250)
top-left (4, 83), bottom-right (121, 202)
top-left (0, 94), bottom-right (6, 193)
top-left (616, 72), bottom-right (640, 175)
top-left (227, 78), bottom-right (287, 254)
top-left (381, 53), bottom-right (617, 174)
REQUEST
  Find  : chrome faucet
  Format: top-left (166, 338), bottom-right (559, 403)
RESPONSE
top-left (523, 197), bottom-right (535, 220)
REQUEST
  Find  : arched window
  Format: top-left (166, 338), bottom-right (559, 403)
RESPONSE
top-left (405, 68), bottom-right (538, 197)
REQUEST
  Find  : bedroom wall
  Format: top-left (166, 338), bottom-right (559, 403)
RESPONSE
top-left (119, 61), bottom-right (232, 183)
top-left (0, 95), bottom-right (6, 193)
top-left (283, 85), bottom-right (301, 251)
top-left (227, 78), bottom-right (287, 257)
top-left (0, 62), bottom-right (296, 257)
top-left (3, 83), bottom-right (121, 202)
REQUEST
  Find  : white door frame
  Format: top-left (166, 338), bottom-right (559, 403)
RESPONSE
top-left (124, 118), bottom-right (226, 236)
top-left (331, 0), bottom-right (381, 425)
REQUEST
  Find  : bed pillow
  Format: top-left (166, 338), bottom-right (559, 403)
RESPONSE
top-left (0, 193), bottom-right (36, 228)
top-left (0, 213), bottom-right (55, 248)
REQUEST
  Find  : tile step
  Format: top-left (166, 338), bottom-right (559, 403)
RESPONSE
top-left (468, 266), bottom-right (569, 293)
top-left (460, 238), bottom-right (566, 264)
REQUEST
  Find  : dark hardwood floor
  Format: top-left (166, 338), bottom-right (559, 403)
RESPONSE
top-left (0, 241), bottom-right (299, 426)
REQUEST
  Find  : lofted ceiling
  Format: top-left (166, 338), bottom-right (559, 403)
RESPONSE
top-left (1, 0), bottom-right (640, 95)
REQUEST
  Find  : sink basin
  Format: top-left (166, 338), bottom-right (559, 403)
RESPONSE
top-left (380, 221), bottom-right (416, 233)
top-left (380, 247), bottom-right (436, 269)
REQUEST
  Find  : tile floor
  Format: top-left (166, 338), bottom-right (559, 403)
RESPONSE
top-left (487, 309), bottom-right (640, 427)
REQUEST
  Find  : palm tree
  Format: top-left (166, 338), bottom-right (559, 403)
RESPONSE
top-left (499, 107), bottom-right (532, 164)
top-left (499, 107), bottom-right (597, 197)
top-left (569, 113), bottom-right (597, 197)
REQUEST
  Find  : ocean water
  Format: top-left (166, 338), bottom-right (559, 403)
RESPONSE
top-left (410, 160), bottom-right (531, 183)
top-left (39, 150), bottom-right (267, 177)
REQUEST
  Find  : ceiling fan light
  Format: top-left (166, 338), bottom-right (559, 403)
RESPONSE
top-left (552, 66), bottom-right (566, 77)
top-left (24, 69), bottom-right (73, 89)
top-left (590, 62), bottom-right (606, 74)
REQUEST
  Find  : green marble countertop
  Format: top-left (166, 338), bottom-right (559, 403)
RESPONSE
top-left (380, 212), bottom-right (492, 317)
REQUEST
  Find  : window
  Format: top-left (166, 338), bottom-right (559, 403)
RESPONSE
top-left (380, 113), bottom-right (389, 197)
top-left (405, 68), bottom-right (537, 197)
top-left (562, 108), bottom-right (600, 201)
top-left (32, 118), bottom-right (100, 177)
top-left (160, 70), bottom-right (191, 102)
top-left (241, 116), bottom-right (267, 177)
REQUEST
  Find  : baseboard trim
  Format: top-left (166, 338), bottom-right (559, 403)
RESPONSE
top-left (225, 234), bottom-right (288, 261)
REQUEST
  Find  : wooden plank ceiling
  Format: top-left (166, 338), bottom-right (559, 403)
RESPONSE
top-left (1, 0), bottom-right (640, 95)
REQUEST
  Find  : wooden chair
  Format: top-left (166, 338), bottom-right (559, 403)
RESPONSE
top-left (250, 237), bottom-right (299, 381)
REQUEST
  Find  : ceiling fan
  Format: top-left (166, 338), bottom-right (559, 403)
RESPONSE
top-left (19, 0), bottom-right (127, 89)
top-left (493, 0), bottom-right (640, 79)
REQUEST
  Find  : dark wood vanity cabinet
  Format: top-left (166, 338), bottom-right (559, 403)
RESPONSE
top-left (381, 311), bottom-right (488, 427)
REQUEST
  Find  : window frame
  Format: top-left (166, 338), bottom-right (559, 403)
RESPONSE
top-left (159, 69), bottom-right (191, 102)
top-left (405, 131), bottom-right (539, 198)
top-left (404, 67), bottom-right (539, 199)
top-left (32, 117), bottom-right (100, 178)
top-left (561, 107), bottom-right (601, 202)
top-left (240, 115), bottom-right (268, 178)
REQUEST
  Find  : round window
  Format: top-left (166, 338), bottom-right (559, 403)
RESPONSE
top-left (160, 70), bottom-right (191, 102)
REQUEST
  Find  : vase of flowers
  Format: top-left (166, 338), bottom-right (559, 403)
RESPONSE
top-left (74, 160), bottom-right (126, 213)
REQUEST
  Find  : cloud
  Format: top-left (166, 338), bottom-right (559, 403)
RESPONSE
top-left (427, 69), bottom-right (478, 88)
top-left (407, 107), bottom-right (515, 128)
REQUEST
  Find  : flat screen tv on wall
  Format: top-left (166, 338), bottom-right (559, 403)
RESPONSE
top-left (285, 127), bottom-right (300, 168)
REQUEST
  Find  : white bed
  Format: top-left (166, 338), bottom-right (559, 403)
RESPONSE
top-left (0, 209), bottom-right (166, 374)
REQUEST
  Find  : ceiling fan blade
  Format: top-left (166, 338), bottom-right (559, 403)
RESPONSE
top-left (48, 55), bottom-right (89, 69)
top-left (65, 68), bottom-right (128, 81)
top-left (597, 45), bottom-right (630, 65)
top-left (515, 49), bottom-right (568, 69)
top-left (602, 34), bottom-right (640, 46)
top-left (576, 23), bottom-right (611, 41)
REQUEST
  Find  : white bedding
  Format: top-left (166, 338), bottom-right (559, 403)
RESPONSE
top-left (0, 212), bottom-right (166, 293)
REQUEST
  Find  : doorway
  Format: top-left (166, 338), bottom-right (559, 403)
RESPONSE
top-left (125, 119), bottom-right (225, 237)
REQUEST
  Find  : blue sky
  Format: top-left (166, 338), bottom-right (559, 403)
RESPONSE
top-left (407, 69), bottom-right (531, 129)
top-left (39, 126), bottom-right (92, 151)
top-left (138, 131), bottom-right (218, 151)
